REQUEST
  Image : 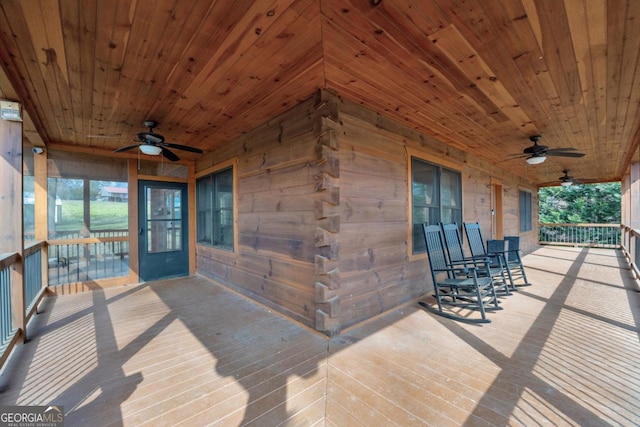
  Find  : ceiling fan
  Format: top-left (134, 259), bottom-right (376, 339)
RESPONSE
top-left (555, 169), bottom-right (597, 186)
top-left (513, 135), bottom-right (585, 165)
top-left (114, 120), bottom-right (203, 161)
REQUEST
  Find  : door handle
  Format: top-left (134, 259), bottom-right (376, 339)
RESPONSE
top-left (139, 227), bottom-right (144, 235)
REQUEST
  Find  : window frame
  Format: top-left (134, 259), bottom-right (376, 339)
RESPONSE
top-left (195, 159), bottom-right (237, 252)
top-left (519, 189), bottom-right (532, 233)
top-left (408, 152), bottom-right (463, 258)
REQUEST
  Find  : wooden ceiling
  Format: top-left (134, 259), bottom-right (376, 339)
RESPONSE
top-left (0, 0), bottom-right (638, 186)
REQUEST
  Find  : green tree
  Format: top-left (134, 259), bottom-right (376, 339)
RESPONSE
top-left (539, 182), bottom-right (621, 223)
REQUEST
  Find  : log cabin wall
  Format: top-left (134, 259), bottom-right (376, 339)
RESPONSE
top-left (195, 92), bottom-right (337, 331)
top-left (333, 92), bottom-right (537, 330)
top-left (195, 89), bottom-right (538, 335)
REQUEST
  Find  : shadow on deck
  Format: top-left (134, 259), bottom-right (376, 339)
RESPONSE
top-left (1, 246), bottom-right (639, 426)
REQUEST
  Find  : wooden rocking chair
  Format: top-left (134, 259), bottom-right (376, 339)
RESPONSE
top-left (503, 236), bottom-right (532, 286)
top-left (418, 224), bottom-right (501, 324)
top-left (463, 222), bottom-right (516, 291)
top-left (440, 223), bottom-right (511, 296)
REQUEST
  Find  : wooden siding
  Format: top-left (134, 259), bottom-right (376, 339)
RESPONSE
top-left (196, 94), bottom-right (331, 331)
top-left (196, 90), bottom-right (539, 334)
top-left (332, 93), bottom-right (539, 330)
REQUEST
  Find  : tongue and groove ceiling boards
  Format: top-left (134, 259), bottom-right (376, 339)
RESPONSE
top-left (0, 0), bottom-right (638, 184)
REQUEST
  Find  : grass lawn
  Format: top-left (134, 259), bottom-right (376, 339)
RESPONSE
top-left (55, 200), bottom-right (129, 232)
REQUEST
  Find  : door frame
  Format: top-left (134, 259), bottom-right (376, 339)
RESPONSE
top-left (127, 160), bottom-right (196, 284)
top-left (138, 179), bottom-right (189, 281)
top-left (490, 178), bottom-right (504, 240)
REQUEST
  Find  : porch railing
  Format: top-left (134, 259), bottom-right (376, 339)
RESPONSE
top-left (1, 252), bottom-right (20, 368)
top-left (1, 242), bottom-right (46, 362)
top-left (2, 232), bottom-right (129, 369)
top-left (538, 223), bottom-right (621, 248)
top-left (24, 241), bottom-right (46, 314)
top-left (0, 253), bottom-right (17, 349)
top-left (48, 236), bottom-right (129, 286)
top-left (621, 225), bottom-right (640, 280)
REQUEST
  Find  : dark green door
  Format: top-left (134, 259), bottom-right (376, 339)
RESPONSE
top-left (138, 180), bottom-right (189, 281)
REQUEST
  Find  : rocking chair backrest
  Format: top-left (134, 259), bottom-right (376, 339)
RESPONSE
top-left (441, 223), bottom-right (465, 263)
top-left (422, 224), bottom-right (449, 278)
top-left (464, 222), bottom-right (487, 258)
top-left (504, 236), bottom-right (520, 262)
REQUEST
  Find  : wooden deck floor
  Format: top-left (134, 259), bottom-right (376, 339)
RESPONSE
top-left (1, 246), bottom-right (639, 426)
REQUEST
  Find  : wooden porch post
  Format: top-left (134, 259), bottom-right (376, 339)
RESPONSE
top-left (128, 159), bottom-right (140, 283)
top-left (34, 148), bottom-right (48, 285)
top-left (188, 163), bottom-right (196, 276)
top-left (630, 162), bottom-right (640, 229)
top-left (0, 104), bottom-right (25, 339)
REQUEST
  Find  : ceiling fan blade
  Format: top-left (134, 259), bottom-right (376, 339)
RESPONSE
top-left (547, 147), bottom-right (579, 152)
top-left (162, 142), bottom-right (204, 153)
top-left (161, 147), bottom-right (180, 161)
top-left (88, 134), bottom-right (122, 139)
top-left (546, 151), bottom-right (585, 157)
top-left (114, 144), bottom-right (140, 153)
top-left (575, 178), bottom-right (598, 184)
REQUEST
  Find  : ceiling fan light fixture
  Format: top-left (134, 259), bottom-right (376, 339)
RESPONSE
top-left (139, 144), bottom-right (162, 156)
top-left (526, 155), bottom-right (546, 165)
top-left (561, 181), bottom-right (573, 186)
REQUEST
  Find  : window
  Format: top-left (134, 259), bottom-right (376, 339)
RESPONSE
top-left (519, 190), bottom-right (532, 232)
top-left (47, 151), bottom-right (129, 239)
top-left (411, 157), bottom-right (462, 254)
top-left (91, 181), bottom-right (128, 230)
top-left (197, 167), bottom-right (234, 250)
top-left (47, 178), bottom-right (128, 238)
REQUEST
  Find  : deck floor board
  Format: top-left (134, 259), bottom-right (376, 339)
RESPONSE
top-left (1, 246), bottom-right (639, 426)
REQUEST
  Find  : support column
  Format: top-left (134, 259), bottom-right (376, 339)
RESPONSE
top-left (0, 104), bottom-right (24, 338)
top-left (188, 163), bottom-right (196, 276)
top-left (127, 159), bottom-right (140, 283)
top-left (630, 162), bottom-right (640, 229)
top-left (34, 148), bottom-right (48, 285)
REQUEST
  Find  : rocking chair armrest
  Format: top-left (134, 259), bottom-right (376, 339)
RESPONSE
top-left (447, 258), bottom-right (473, 266)
top-left (489, 248), bottom-right (519, 255)
top-left (467, 254), bottom-right (492, 263)
top-left (433, 266), bottom-right (478, 275)
top-left (485, 250), bottom-right (509, 261)
top-left (453, 255), bottom-right (492, 267)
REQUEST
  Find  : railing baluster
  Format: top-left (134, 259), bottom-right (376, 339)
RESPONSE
top-left (0, 265), bottom-right (12, 347)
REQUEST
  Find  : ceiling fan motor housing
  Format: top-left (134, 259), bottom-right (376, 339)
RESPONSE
top-left (137, 131), bottom-right (164, 144)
